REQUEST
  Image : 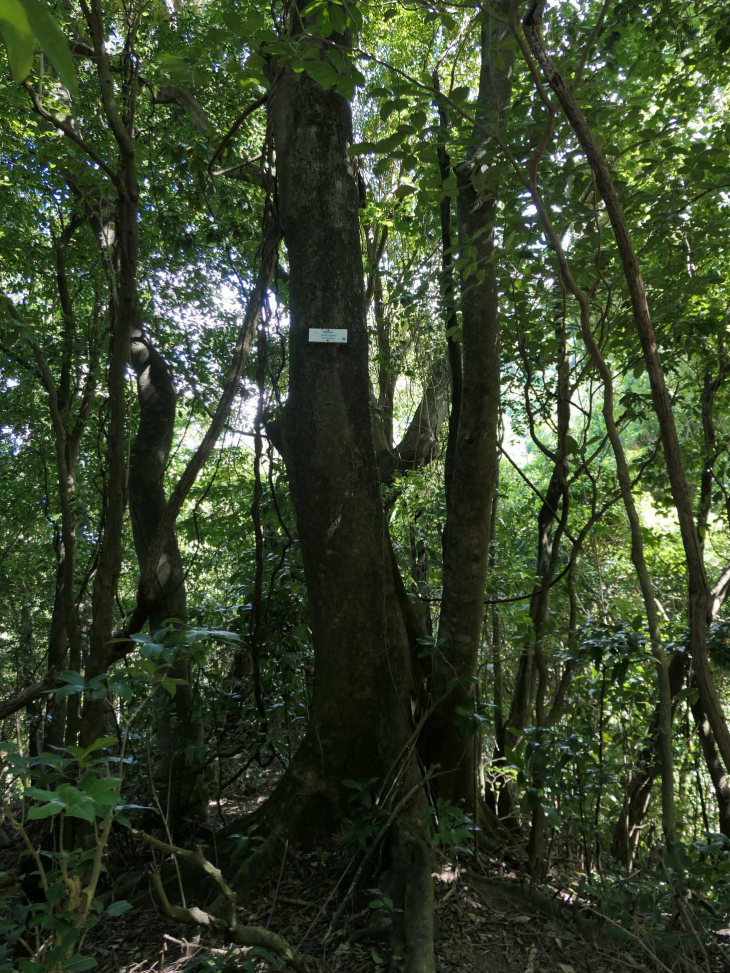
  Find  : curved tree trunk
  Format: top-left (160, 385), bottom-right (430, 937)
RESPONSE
top-left (129, 325), bottom-right (207, 828)
top-left (692, 691), bottom-right (730, 837)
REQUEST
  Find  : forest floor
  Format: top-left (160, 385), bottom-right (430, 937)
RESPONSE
top-left (3, 781), bottom-right (729, 973)
top-left (76, 833), bottom-right (729, 973)
top-left (81, 850), bottom-right (726, 973)
top-left (4, 821), bottom-right (729, 973)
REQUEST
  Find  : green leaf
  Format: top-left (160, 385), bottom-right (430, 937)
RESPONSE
top-left (347, 141), bottom-right (376, 156)
top-left (328, 2), bottom-right (346, 33)
top-left (18, 961), bottom-right (48, 973)
top-left (24, 786), bottom-right (58, 801)
top-left (27, 800), bottom-right (64, 819)
top-left (0, 0), bottom-right (34, 82)
top-left (105, 900), bottom-right (131, 917)
top-left (83, 777), bottom-right (121, 805)
top-left (53, 684), bottom-right (83, 701)
top-left (303, 59), bottom-right (338, 89)
top-left (20, 0), bottom-right (77, 95)
top-left (61, 956), bottom-right (98, 971)
top-left (564, 434), bottom-right (579, 455)
top-left (394, 182), bottom-right (416, 199)
top-left (64, 797), bottom-right (97, 823)
top-left (79, 736), bottom-right (117, 760)
top-left (59, 670), bottom-right (85, 688)
top-left (373, 130), bottom-right (409, 153)
top-left (450, 85), bottom-right (470, 103)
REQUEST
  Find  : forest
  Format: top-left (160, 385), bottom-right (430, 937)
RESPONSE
top-left (1, 0), bottom-right (730, 969)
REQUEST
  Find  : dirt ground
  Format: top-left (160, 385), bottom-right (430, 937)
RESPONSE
top-left (3, 785), bottom-right (729, 973)
top-left (78, 852), bottom-right (728, 973)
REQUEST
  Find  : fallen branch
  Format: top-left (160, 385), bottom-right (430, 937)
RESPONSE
top-left (135, 830), bottom-right (320, 973)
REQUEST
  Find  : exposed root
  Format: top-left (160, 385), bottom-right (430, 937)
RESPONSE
top-left (227, 825), bottom-right (288, 896)
top-left (208, 741), bottom-right (438, 972)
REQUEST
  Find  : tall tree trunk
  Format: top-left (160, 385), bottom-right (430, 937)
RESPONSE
top-left (610, 357), bottom-right (726, 863)
top-left (78, 199), bottom-right (134, 749)
top-left (517, 13), bottom-right (678, 847)
top-left (77, 0), bottom-right (138, 748)
top-left (610, 651), bottom-right (689, 866)
top-left (45, 549), bottom-right (70, 750)
top-left (427, 2), bottom-right (515, 815)
top-left (434, 75), bottom-right (462, 507)
top-left (262, 35), bottom-right (435, 971)
top-left (526, 315), bottom-right (571, 878)
top-left (269, 63), bottom-right (413, 808)
top-left (129, 326), bottom-right (206, 827)
top-left (45, 219), bottom-right (91, 752)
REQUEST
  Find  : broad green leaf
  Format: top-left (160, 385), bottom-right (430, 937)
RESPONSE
top-left (18, 961), bottom-right (48, 973)
top-left (83, 776), bottom-right (122, 805)
top-left (0, 0), bottom-right (34, 82)
top-left (394, 182), bottom-right (416, 199)
top-left (24, 786), bottom-right (58, 801)
top-left (64, 797), bottom-right (97, 823)
top-left (303, 60), bottom-right (338, 89)
top-left (61, 956), bottom-right (98, 971)
top-left (105, 900), bottom-right (131, 917)
top-left (80, 735), bottom-right (117, 758)
top-left (59, 670), bottom-right (85, 688)
top-left (27, 800), bottom-right (64, 818)
top-left (20, 0), bottom-right (77, 94)
top-left (347, 141), bottom-right (376, 156)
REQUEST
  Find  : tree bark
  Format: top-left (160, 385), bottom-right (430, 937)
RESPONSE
top-left (77, 0), bottom-right (138, 748)
top-left (692, 691), bottom-right (730, 837)
top-left (269, 65), bottom-right (413, 794)
top-left (610, 651), bottom-right (689, 866)
top-left (128, 325), bottom-right (207, 826)
top-left (525, 315), bottom-right (571, 878)
top-left (427, 1), bottom-right (515, 814)
top-left (45, 219), bottom-right (94, 752)
top-left (262, 41), bottom-right (435, 971)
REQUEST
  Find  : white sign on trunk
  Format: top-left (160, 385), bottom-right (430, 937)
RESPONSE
top-left (308, 328), bottom-right (348, 344)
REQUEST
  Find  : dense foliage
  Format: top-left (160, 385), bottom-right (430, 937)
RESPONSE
top-left (2, 0), bottom-right (730, 970)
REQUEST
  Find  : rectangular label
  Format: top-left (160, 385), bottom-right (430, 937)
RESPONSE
top-left (308, 328), bottom-right (348, 344)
